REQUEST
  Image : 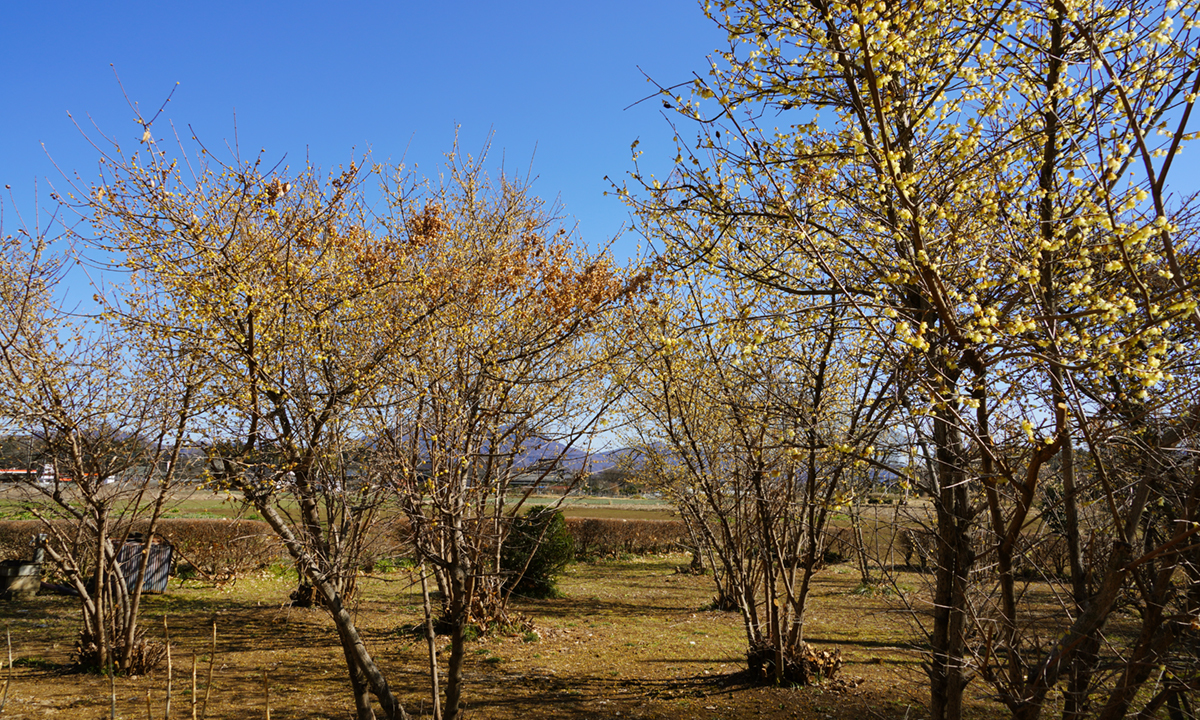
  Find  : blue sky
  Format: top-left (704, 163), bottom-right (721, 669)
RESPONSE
top-left (1, 1), bottom-right (724, 262)
top-left (6, 2), bottom-right (1198, 270)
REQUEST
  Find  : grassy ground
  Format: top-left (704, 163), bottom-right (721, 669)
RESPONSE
top-left (0, 552), bottom-right (992, 720)
top-left (0, 488), bottom-right (977, 719)
top-left (0, 485), bottom-right (265, 521)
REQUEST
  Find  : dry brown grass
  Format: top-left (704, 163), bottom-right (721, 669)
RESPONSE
top-left (0, 552), bottom-right (1015, 720)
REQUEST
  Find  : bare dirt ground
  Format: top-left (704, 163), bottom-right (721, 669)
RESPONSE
top-left (0, 554), bottom-right (1001, 720)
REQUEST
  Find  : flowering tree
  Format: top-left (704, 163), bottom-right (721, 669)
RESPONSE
top-left (627, 0), bottom-right (1200, 717)
top-left (620, 267), bottom-right (898, 684)
top-left (79, 109), bottom-right (645, 719)
top-left (372, 148), bottom-right (646, 720)
top-left (81, 120), bottom-right (419, 718)
top-left (0, 217), bottom-right (199, 674)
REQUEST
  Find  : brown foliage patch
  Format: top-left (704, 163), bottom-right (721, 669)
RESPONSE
top-left (145, 519), bottom-right (285, 580)
top-left (747, 639), bottom-right (844, 686)
top-left (565, 517), bottom-right (687, 559)
top-left (0, 520), bottom-right (44, 561)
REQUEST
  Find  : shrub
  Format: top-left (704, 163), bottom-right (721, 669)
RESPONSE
top-left (822, 527), bottom-right (856, 565)
top-left (501, 507), bottom-right (574, 598)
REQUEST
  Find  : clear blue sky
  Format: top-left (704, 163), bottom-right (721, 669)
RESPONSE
top-left (6, 3), bottom-right (1198, 267)
top-left (1, 1), bottom-right (724, 263)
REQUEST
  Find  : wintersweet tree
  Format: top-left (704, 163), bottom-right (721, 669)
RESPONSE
top-left (371, 148), bottom-right (647, 720)
top-left (79, 123), bottom-right (420, 718)
top-left (619, 266), bottom-right (898, 684)
top-left (77, 111), bottom-right (645, 719)
top-left (0, 218), bottom-right (200, 674)
top-left (627, 0), bottom-right (1200, 717)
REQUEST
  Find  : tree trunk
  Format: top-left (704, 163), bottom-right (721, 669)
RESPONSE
top-left (255, 501), bottom-right (406, 719)
top-left (96, 508), bottom-right (111, 671)
top-left (929, 409), bottom-right (973, 720)
top-left (420, 565), bottom-right (442, 720)
top-left (337, 622), bottom-right (377, 720)
top-left (443, 566), bottom-right (470, 720)
top-left (1059, 437), bottom-right (1098, 720)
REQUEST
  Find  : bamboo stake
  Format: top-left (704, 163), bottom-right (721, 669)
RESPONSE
top-left (191, 654), bottom-right (197, 720)
top-left (146, 686), bottom-right (153, 720)
top-left (262, 668), bottom-right (270, 720)
top-left (200, 622), bottom-right (215, 720)
top-left (110, 654), bottom-right (117, 720)
top-left (164, 616), bottom-right (173, 720)
top-left (0, 625), bottom-right (13, 712)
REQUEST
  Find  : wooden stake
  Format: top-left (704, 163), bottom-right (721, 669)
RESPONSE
top-left (164, 615), bottom-right (173, 720)
top-left (191, 653), bottom-right (198, 720)
top-left (200, 622), bottom-right (216, 720)
top-left (146, 686), bottom-right (154, 720)
top-left (0, 625), bottom-right (13, 713)
top-left (262, 668), bottom-right (270, 720)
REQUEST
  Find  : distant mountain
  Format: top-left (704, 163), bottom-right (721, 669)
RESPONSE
top-left (318, 427), bottom-right (648, 474)
top-left (510, 439), bottom-right (645, 473)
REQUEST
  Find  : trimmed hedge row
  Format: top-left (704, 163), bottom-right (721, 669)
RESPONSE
top-left (0, 516), bottom-right (692, 580)
top-left (0, 518), bottom-right (287, 579)
top-left (565, 517), bottom-right (689, 559)
top-left (392, 516), bottom-right (689, 561)
top-left (153, 519), bottom-right (409, 577)
top-left (147, 519), bottom-right (285, 579)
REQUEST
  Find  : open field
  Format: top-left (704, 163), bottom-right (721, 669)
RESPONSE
top-left (520, 495), bottom-right (678, 521)
top-left (0, 485), bottom-right (263, 522)
top-left (0, 487), bottom-right (682, 523)
top-left (0, 552), bottom-right (1007, 720)
top-left (0, 486), bottom-right (928, 530)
